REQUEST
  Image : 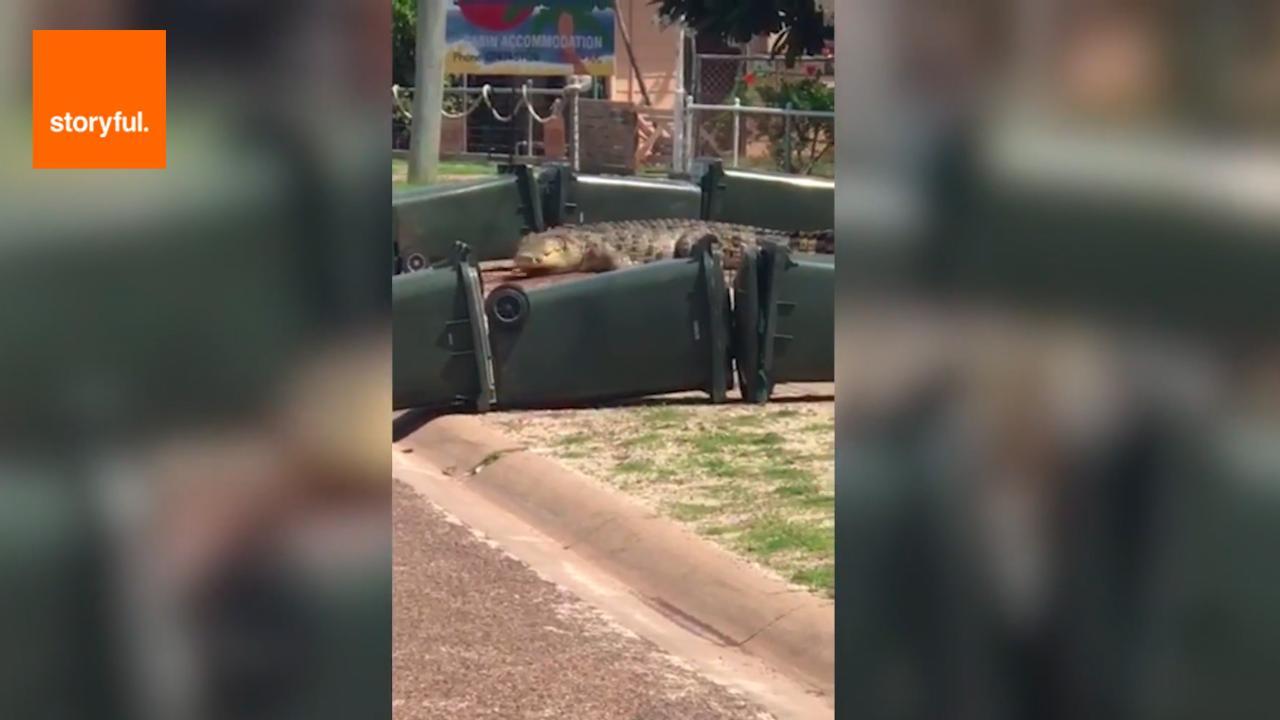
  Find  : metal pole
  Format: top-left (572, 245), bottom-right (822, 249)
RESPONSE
top-left (732, 97), bottom-right (741, 168)
top-left (784, 102), bottom-right (794, 173)
top-left (408, 0), bottom-right (447, 184)
top-left (572, 92), bottom-right (581, 171)
top-left (525, 80), bottom-right (534, 158)
top-left (692, 53), bottom-right (700, 104)
top-left (686, 95), bottom-right (695, 170)
top-left (461, 73), bottom-right (469, 154)
top-left (673, 25), bottom-right (686, 174)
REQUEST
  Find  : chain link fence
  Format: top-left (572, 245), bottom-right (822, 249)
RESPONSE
top-left (392, 52), bottom-right (835, 178)
top-left (691, 53), bottom-right (834, 105)
top-left (682, 53), bottom-right (835, 177)
top-left (683, 103), bottom-right (834, 177)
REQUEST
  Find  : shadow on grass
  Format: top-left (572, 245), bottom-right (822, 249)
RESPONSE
top-left (392, 406), bottom-right (454, 442)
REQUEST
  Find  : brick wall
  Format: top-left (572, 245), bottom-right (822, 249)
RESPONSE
top-left (440, 116), bottom-right (466, 154)
top-left (576, 99), bottom-right (637, 173)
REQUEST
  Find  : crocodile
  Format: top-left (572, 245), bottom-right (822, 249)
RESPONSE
top-left (512, 219), bottom-right (834, 275)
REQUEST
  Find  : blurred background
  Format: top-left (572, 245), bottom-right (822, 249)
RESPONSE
top-left (835, 1), bottom-right (1280, 719)
top-left (0, 2), bottom-right (389, 719)
top-left (6, 0), bottom-right (1280, 717)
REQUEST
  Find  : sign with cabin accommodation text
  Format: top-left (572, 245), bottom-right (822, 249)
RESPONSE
top-left (446, 0), bottom-right (616, 76)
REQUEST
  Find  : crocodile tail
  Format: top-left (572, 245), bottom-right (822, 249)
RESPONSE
top-left (787, 229), bottom-right (835, 255)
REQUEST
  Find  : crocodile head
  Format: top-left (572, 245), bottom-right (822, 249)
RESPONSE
top-left (514, 234), bottom-right (586, 275)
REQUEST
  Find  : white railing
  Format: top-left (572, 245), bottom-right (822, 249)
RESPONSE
top-left (677, 96), bottom-right (836, 173)
top-left (394, 83), bottom-right (582, 168)
top-left (393, 82), bottom-right (834, 175)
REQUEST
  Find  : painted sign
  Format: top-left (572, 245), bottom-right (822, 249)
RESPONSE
top-left (446, 0), bottom-right (616, 76)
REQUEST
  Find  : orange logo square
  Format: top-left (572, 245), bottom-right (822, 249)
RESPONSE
top-left (32, 30), bottom-right (167, 169)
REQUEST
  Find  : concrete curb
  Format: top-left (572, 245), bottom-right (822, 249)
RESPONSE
top-left (400, 414), bottom-right (834, 697)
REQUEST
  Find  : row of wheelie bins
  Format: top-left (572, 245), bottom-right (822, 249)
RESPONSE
top-left (392, 160), bottom-right (834, 273)
top-left (392, 240), bottom-right (833, 412)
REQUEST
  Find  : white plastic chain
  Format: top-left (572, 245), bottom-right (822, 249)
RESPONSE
top-left (482, 84), bottom-right (518, 122)
top-left (391, 84), bottom-right (413, 122)
top-left (391, 83), bottom-right (563, 124)
top-left (442, 90), bottom-right (485, 119)
top-left (521, 84), bottom-right (563, 125)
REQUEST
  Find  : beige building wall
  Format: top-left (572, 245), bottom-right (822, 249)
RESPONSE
top-left (604, 1), bottom-right (775, 110)
top-left (610, 0), bottom-right (681, 109)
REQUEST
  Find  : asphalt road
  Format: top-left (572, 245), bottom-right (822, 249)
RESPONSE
top-left (392, 480), bottom-right (772, 720)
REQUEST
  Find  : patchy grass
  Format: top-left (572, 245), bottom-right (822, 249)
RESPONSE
top-left (773, 477), bottom-right (821, 497)
top-left (790, 565), bottom-right (834, 591)
top-left (392, 158), bottom-right (497, 186)
top-left (554, 431), bottom-right (594, 446)
top-left (616, 458), bottom-right (655, 474)
top-left (739, 515), bottom-right (832, 556)
top-left (666, 502), bottom-right (720, 522)
top-left (485, 394), bottom-right (835, 597)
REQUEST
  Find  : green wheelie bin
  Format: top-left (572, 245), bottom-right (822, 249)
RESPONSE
top-left (485, 242), bottom-right (732, 408)
top-left (392, 166), bottom-right (542, 270)
top-left (392, 245), bottom-right (495, 411)
top-left (733, 242), bottom-right (835, 402)
top-left (697, 160), bottom-right (834, 233)
top-left (570, 173), bottom-right (703, 224)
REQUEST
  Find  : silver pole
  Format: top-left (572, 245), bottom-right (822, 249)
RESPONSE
top-left (732, 97), bottom-right (741, 168)
top-left (686, 95), bottom-right (695, 169)
top-left (572, 92), bottom-right (581, 171)
top-left (461, 73), bottom-right (469, 154)
top-left (525, 80), bottom-right (534, 158)
top-left (673, 25), bottom-right (687, 174)
top-left (692, 53), bottom-right (700, 104)
top-left (784, 102), bottom-right (793, 173)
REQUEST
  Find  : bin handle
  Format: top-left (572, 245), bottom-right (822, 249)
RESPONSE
top-left (699, 241), bottom-right (729, 403)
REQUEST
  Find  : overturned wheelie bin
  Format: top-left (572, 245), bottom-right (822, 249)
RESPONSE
top-left (392, 244), bottom-right (496, 411)
top-left (697, 160), bottom-right (834, 232)
top-left (734, 242), bottom-right (835, 402)
top-left (485, 242), bottom-right (732, 407)
top-left (393, 166), bottom-right (543, 271)
top-left (569, 173), bottom-right (703, 224)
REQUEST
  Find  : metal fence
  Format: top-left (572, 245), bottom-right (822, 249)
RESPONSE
top-left (691, 53), bottom-right (834, 105)
top-left (393, 83), bottom-right (578, 167)
top-left (681, 53), bottom-right (834, 176)
top-left (393, 75), bottom-right (835, 178)
top-left (679, 101), bottom-right (835, 177)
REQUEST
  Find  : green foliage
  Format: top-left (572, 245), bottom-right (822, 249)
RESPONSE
top-left (393, 0), bottom-right (416, 86)
top-left (652, 0), bottom-right (832, 66)
top-left (733, 76), bottom-right (835, 173)
top-left (751, 76), bottom-right (834, 113)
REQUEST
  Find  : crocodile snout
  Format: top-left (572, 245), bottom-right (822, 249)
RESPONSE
top-left (514, 252), bottom-right (543, 271)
